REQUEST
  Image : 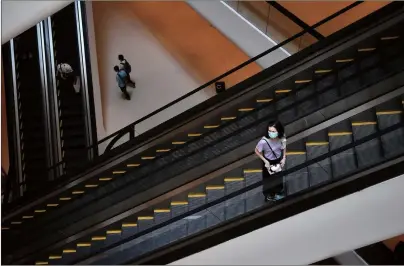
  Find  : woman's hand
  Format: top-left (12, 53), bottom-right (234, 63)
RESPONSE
top-left (281, 157), bottom-right (286, 167)
top-left (264, 160), bottom-right (271, 168)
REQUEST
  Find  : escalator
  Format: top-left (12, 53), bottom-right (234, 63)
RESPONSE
top-left (3, 4), bottom-right (404, 264)
top-left (50, 3), bottom-right (90, 174)
top-left (29, 92), bottom-right (404, 265)
top-left (1, 26), bottom-right (50, 195)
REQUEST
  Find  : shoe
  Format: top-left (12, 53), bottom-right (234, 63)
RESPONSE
top-left (274, 194), bottom-right (285, 201)
top-left (265, 195), bottom-right (275, 202)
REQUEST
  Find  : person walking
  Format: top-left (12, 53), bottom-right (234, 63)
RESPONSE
top-left (118, 54), bottom-right (136, 87)
top-left (254, 120), bottom-right (287, 202)
top-left (114, 65), bottom-right (130, 100)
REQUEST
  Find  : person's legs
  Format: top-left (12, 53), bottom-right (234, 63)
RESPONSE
top-left (126, 72), bottom-right (136, 88)
top-left (120, 85), bottom-right (130, 100)
top-left (262, 161), bottom-right (273, 201)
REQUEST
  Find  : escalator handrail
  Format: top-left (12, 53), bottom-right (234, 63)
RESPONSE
top-left (72, 120), bottom-right (404, 265)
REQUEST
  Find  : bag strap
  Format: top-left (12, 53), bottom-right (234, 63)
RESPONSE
top-left (262, 138), bottom-right (279, 160)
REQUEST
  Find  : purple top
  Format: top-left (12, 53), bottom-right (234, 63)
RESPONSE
top-left (256, 137), bottom-right (286, 160)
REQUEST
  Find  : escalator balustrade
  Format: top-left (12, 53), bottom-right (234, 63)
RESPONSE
top-left (12, 27), bottom-right (49, 194)
top-left (51, 4), bottom-right (89, 174)
top-left (33, 94), bottom-right (404, 265)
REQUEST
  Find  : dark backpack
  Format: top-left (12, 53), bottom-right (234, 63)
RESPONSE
top-left (121, 60), bottom-right (132, 73)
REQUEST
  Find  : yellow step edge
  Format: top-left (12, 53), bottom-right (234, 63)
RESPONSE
top-left (59, 197), bottom-right (71, 201)
top-left (47, 203), bottom-right (59, 207)
top-left (85, 184), bottom-right (98, 188)
top-left (157, 149), bottom-right (171, 152)
top-left (72, 191), bottom-right (84, 195)
top-left (154, 209), bottom-right (170, 213)
top-left (381, 36), bottom-right (399, 40)
top-left (358, 48), bottom-right (376, 52)
top-left (127, 163), bottom-right (140, 167)
top-left (138, 216), bottom-right (154, 220)
top-left (238, 108), bottom-right (254, 112)
top-left (63, 249), bottom-right (76, 253)
top-left (172, 141), bottom-right (186, 145)
top-left (286, 151), bottom-right (306, 155)
top-left (315, 69), bottom-right (332, 74)
top-left (221, 116), bottom-right (237, 121)
top-left (113, 170), bottom-right (126, 174)
top-left (122, 223), bottom-right (138, 227)
top-left (49, 255), bottom-right (62, 260)
top-left (92, 236), bottom-right (106, 241)
top-left (2, 227), bottom-right (10, 230)
top-left (275, 90), bottom-right (291, 94)
top-left (11, 221), bottom-right (22, 224)
top-left (352, 121), bottom-right (377, 126)
top-left (77, 243), bottom-right (91, 247)
top-left (141, 156), bottom-right (155, 160)
top-left (336, 59), bottom-right (354, 63)
top-left (206, 185), bottom-right (225, 190)
top-left (23, 215), bottom-right (34, 219)
top-left (99, 177), bottom-right (112, 181)
top-left (34, 210), bottom-right (46, 213)
top-left (171, 201), bottom-right (188, 206)
top-left (35, 262), bottom-right (48, 265)
top-left (306, 142), bottom-right (329, 146)
top-left (376, 110), bottom-right (402, 115)
top-left (243, 169), bottom-right (262, 173)
top-left (295, 79), bottom-right (311, 84)
top-left (204, 125), bottom-right (219, 129)
top-left (224, 177), bottom-right (244, 182)
top-left (107, 230), bottom-right (122, 234)
top-left (188, 133), bottom-right (202, 137)
top-left (256, 99), bottom-right (273, 103)
top-left (188, 193), bottom-right (206, 198)
top-left (328, 132), bottom-right (353, 136)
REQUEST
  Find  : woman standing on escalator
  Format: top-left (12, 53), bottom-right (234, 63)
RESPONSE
top-left (255, 120), bottom-right (287, 202)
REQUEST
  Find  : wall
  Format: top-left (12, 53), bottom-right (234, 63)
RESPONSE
top-left (384, 234), bottom-right (404, 251)
top-left (172, 174), bottom-right (404, 265)
top-left (188, 1), bottom-right (291, 69)
top-left (91, 1), bottom-right (261, 138)
top-left (279, 1), bottom-right (389, 36)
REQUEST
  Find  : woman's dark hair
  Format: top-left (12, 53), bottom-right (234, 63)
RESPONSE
top-left (113, 65), bottom-right (119, 72)
top-left (265, 120), bottom-right (285, 138)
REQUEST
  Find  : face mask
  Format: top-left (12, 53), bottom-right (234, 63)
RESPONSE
top-left (268, 131), bottom-right (278, 139)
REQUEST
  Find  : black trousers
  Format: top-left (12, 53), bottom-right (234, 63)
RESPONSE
top-left (262, 154), bottom-right (284, 197)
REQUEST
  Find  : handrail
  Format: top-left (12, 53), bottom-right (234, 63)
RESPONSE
top-left (73, 121), bottom-right (404, 265)
top-left (48, 1), bottom-right (364, 168)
